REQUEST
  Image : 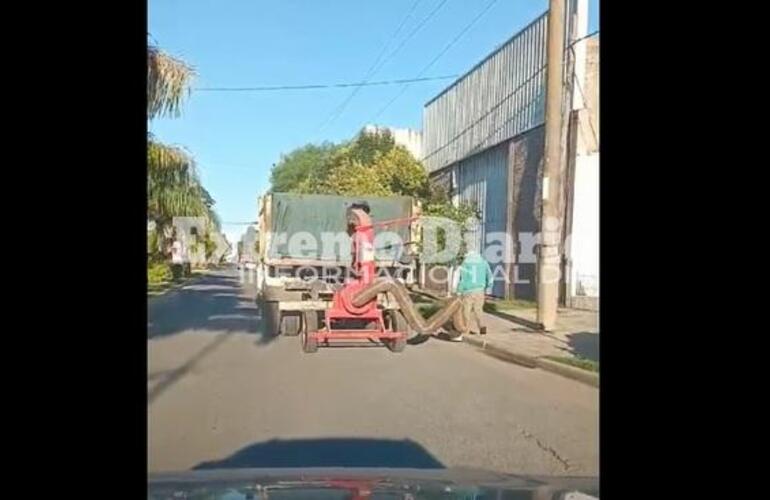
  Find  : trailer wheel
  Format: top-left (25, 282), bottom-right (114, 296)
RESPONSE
top-left (388, 337), bottom-right (406, 353)
top-left (262, 300), bottom-right (281, 337)
top-left (386, 310), bottom-right (409, 352)
top-left (282, 314), bottom-right (301, 336)
top-left (301, 311), bottom-right (319, 353)
top-left (388, 310), bottom-right (409, 334)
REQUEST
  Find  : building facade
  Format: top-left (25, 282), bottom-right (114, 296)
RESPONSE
top-left (363, 125), bottom-right (423, 160)
top-left (421, 0), bottom-right (598, 310)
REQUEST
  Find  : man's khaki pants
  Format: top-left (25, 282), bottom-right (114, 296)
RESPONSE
top-left (461, 291), bottom-right (485, 335)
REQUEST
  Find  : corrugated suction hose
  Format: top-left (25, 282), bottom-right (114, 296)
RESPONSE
top-left (351, 278), bottom-right (467, 336)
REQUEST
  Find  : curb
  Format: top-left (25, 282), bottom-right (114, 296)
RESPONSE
top-left (464, 335), bottom-right (599, 387)
top-left (463, 335), bottom-right (539, 368)
top-left (534, 358), bottom-right (599, 387)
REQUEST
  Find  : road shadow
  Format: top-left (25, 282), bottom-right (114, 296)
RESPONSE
top-left (193, 438), bottom-right (445, 469)
top-left (147, 272), bottom-right (268, 341)
top-left (148, 331), bottom-right (234, 405)
top-left (433, 332), bottom-right (463, 343)
top-left (559, 331), bottom-right (599, 362)
top-left (484, 308), bottom-right (543, 332)
top-left (407, 334), bottom-right (432, 345)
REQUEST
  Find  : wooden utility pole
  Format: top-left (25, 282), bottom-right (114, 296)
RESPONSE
top-left (537, 0), bottom-right (567, 331)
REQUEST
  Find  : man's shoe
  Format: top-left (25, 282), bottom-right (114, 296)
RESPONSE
top-left (449, 334), bottom-right (464, 342)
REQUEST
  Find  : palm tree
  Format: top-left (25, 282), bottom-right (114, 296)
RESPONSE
top-left (147, 139), bottom-right (209, 252)
top-left (147, 43), bottom-right (195, 120)
top-left (147, 42), bottom-right (220, 259)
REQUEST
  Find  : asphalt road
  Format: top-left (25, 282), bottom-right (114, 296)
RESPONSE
top-left (148, 268), bottom-right (598, 476)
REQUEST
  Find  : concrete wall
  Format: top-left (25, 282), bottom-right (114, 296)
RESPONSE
top-left (393, 128), bottom-right (423, 160)
top-left (567, 34), bottom-right (599, 310)
top-left (569, 153), bottom-right (599, 299)
top-left (575, 36), bottom-right (599, 156)
top-left (363, 125), bottom-right (422, 159)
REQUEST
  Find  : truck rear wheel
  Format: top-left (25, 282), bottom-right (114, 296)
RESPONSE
top-left (262, 300), bottom-right (281, 337)
top-left (301, 311), bottom-right (319, 353)
top-left (282, 314), bottom-right (301, 336)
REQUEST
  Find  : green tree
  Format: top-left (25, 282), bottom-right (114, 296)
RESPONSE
top-left (372, 146), bottom-right (429, 198)
top-left (203, 233), bottom-right (217, 261)
top-left (347, 128), bottom-right (396, 165)
top-left (268, 128), bottom-right (478, 255)
top-left (147, 139), bottom-right (210, 256)
top-left (421, 182), bottom-right (479, 262)
top-left (320, 156), bottom-right (392, 196)
top-left (269, 142), bottom-right (340, 192)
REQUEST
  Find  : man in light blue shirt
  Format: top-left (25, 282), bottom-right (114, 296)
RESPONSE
top-left (452, 250), bottom-right (493, 341)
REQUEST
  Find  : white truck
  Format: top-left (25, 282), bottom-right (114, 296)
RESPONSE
top-left (256, 193), bottom-right (420, 337)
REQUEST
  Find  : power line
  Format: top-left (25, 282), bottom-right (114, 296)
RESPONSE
top-left (369, 0), bottom-right (500, 123)
top-left (194, 74), bottom-right (458, 92)
top-left (378, 0), bottom-right (452, 74)
top-left (316, 0), bottom-right (450, 134)
top-left (315, 0), bottom-right (425, 134)
top-left (367, 0), bottom-right (425, 77)
top-left (567, 29), bottom-right (599, 48)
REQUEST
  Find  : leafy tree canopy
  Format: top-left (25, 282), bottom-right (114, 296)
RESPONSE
top-left (269, 128), bottom-right (478, 238)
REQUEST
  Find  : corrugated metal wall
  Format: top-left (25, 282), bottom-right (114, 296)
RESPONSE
top-left (422, 12), bottom-right (548, 173)
top-left (423, 2), bottom-right (583, 299)
top-left (456, 142), bottom-right (509, 298)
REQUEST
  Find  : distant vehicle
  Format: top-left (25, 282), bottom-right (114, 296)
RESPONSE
top-left (237, 260), bottom-right (256, 271)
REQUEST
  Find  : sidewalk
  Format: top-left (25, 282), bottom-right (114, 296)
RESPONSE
top-left (474, 307), bottom-right (598, 361)
top-left (413, 288), bottom-right (599, 386)
top-left (464, 306), bottom-right (599, 386)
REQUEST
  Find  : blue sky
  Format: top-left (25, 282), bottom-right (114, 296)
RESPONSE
top-left (149, 0), bottom-right (599, 246)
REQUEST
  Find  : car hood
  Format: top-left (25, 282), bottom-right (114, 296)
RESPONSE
top-left (148, 467), bottom-right (599, 499)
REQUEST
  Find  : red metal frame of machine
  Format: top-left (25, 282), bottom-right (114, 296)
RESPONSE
top-left (308, 208), bottom-right (418, 346)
